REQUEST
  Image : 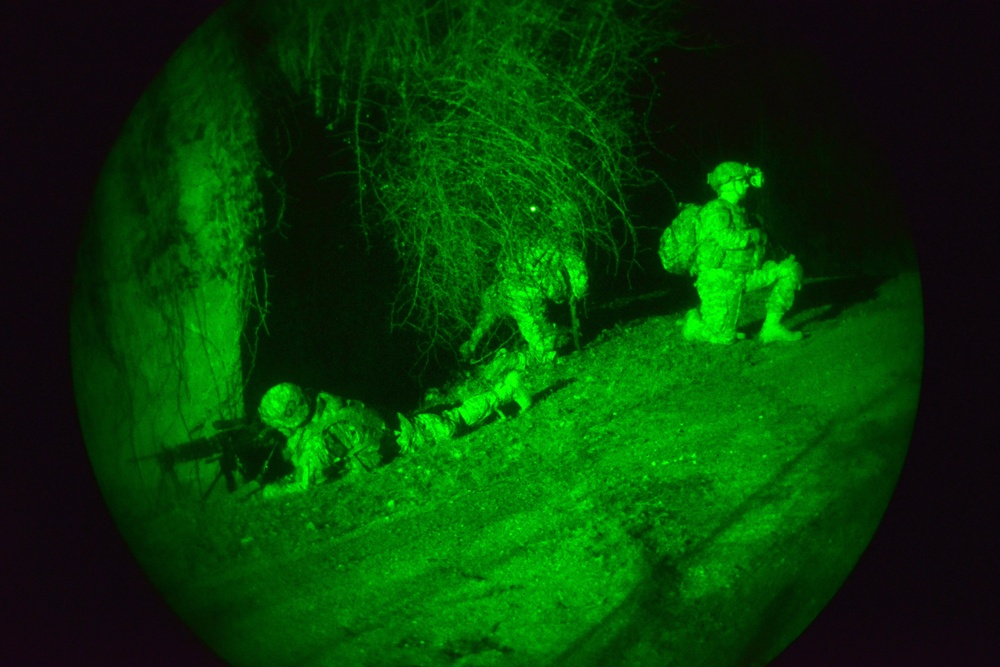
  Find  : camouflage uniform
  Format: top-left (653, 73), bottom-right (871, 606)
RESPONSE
top-left (463, 236), bottom-right (588, 364)
top-left (258, 374), bottom-right (531, 497)
top-left (397, 371), bottom-right (531, 452)
top-left (684, 162), bottom-right (803, 344)
top-left (258, 385), bottom-right (390, 497)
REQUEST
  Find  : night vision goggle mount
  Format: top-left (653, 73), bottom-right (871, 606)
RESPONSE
top-left (744, 166), bottom-right (764, 188)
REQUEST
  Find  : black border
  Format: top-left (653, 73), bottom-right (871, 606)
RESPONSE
top-left (4, 1), bottom-right (995, 664)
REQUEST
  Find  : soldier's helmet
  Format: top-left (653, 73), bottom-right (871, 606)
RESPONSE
top-left (259, 383), bottom-right (311, 431)
top-left (707, 162), bottom-right (764, 193)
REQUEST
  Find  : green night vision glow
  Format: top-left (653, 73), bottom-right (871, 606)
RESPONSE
top-left (71, 1), bottom-right (922, 666)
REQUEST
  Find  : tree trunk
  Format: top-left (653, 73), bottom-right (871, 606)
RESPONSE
top-left (72, 14), bottom-right (262, 514)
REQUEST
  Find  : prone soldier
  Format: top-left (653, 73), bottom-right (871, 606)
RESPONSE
top-left (255, 372), bottom-right (531, 499)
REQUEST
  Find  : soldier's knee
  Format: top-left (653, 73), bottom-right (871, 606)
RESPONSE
top-left (768, 267), bottom-right (800, 312)
top-left (780, 256), bottom-right (804, 288)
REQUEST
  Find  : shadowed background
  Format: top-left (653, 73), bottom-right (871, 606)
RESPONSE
top-left (4, 0), bottom-right (995, 665)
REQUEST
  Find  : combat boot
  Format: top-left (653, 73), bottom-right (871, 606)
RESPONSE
top-left (680, 308), bottom-right (706, 341)
top-left (759, 311), bottom-right (802, 343)
top-left (682, 308), bottom-right (740, 344)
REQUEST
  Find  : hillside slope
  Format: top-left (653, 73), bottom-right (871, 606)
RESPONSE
top-left (132, 272), bottom-right (923, 667)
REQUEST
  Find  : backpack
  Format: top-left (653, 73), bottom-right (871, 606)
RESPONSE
top-left (659, 202), bottom-right (702, 275)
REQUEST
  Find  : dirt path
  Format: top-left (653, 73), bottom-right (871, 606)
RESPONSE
top-left (142, 272), bottom-right (922, 666)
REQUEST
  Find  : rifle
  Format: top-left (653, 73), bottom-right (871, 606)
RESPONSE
top-left (130, 419), bottom-right (283, 500)
top-left (130, 428), bottom-right (230, 473)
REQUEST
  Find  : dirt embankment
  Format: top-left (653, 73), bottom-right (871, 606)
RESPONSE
top-left (132, 272), bottom-right (922, 667)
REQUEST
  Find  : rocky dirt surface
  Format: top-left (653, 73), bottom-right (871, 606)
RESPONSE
top-left (127, 271), bottom-right (922, 667)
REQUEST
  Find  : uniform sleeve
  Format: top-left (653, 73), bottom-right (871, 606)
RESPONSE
top-left (263, 438), bottom-right (311, 497)
top-left (263, 428), bottom-right (331, 498)
top-left (289, 431), bottom-right (323, 487)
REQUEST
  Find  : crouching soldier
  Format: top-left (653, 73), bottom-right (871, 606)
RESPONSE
top-left (256, 372), bottom-right (531, 498)
top-left (461, 233), bottom-right (588, 365)
top-left (682, 161), bottom-right (803, 345)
